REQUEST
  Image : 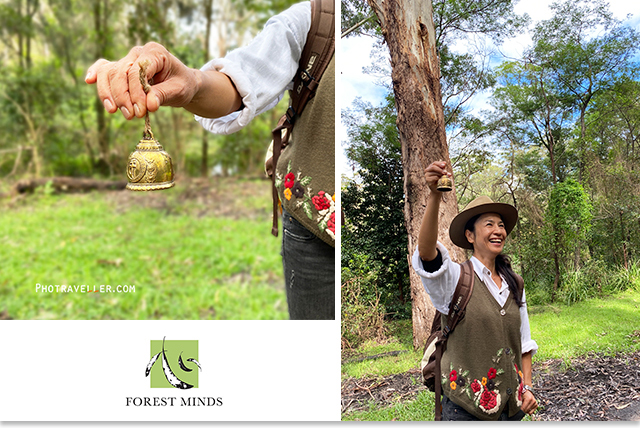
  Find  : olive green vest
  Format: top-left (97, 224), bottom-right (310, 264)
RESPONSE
top-left (275, 56), bottom-right (335, 247)
top-left (440, 272), bottom-right (525, 420)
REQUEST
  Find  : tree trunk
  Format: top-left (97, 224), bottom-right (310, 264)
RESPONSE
top-left (367, 0), bottom-right (464, 350)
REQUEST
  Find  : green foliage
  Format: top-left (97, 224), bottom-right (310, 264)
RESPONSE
top-left (341, 254), bottom-right (387, 349)
top-left (0, 179), bottom-right (286, 320)
top-left (0, 0), bottom-right (300, 180)
top-left (342, 94), bottom-right (410, 319)
top-left (546, 178), bottom-right (592, 269)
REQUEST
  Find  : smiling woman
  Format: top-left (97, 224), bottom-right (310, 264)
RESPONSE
top-left (411, 161), bottom-right (538, 421)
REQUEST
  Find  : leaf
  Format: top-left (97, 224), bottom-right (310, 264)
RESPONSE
top-left (300, 176), bottom-right (312, 186)
top-left (303, 202), bottom-right (313, 219)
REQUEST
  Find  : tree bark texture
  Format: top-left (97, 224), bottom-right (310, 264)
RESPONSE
top-left (367, 0), bottom-right (465, 350)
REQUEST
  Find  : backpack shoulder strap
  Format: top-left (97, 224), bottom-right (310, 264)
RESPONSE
top-left (434, 259), bottom-right (474, 421)
top-left (288, 0), bottom-right (335, 125)
top-left (269, 0), bottom-right (335, 237)
top-left (443, 259), bottom-right (474, 337)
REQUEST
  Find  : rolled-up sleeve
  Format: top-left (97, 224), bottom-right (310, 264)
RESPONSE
top-left (195, 2), bottom-right (310, 134)
top-left (411, 241), bottom-right (460, 315)
top-left (520, 289), bottom-right (538, 357)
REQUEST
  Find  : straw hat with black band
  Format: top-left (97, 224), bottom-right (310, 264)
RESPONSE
top-left (449, 195), bottom-right (519, 250)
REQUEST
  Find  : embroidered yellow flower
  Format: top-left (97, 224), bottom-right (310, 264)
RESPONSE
top-left (450, 381), bottom-right (457, 391)
top-left (482, 377), bottom-right (487, 386)
top-left (284, 188), bottom-right (292, 201)
top-left (332, 193), bottom-right (335, 202)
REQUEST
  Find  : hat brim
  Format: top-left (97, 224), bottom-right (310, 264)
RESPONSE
top-left (449, 202), bottom-right (518, 250)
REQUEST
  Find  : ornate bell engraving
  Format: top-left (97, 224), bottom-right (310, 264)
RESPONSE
top-left (436, 175), bottom-right (453, 192)
top-left (126, 60), bottom-right (175, 191)
top-left (126, 139), bottom-right (174, 191)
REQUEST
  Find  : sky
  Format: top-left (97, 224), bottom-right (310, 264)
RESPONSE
top-left (337, 0), bottom-right (640, 177)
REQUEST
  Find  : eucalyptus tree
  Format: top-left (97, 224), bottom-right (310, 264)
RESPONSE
top-left (345, 0), bottom-right (528, 348)
top-left (528, 0), bottom-right (640, 182)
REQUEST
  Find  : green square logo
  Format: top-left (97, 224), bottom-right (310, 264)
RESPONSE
top-left (146, 338), bottom-right (200, 389)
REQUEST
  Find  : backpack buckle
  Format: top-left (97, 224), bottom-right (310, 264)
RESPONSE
top-left (285, 106), bottom-right (297, 125)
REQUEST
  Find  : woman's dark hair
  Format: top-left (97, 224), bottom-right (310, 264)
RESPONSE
top-left (464, 215), bottom-right (523, 307)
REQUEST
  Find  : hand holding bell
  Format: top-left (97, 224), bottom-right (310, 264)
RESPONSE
top-left (126, 60), bottom-right (175, 191)
top-left (426, 161), bottom-right (453, 193)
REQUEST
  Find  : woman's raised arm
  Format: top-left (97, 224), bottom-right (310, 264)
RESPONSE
top-left (417, 161), bottom-right (452, 262)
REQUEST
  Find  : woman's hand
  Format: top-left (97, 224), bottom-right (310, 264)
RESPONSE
top-left (86, 42), bottom-right (199, 120)
top-left (521, 388), bottom-right (538, 415)
top-left (425, 161), bottom-right (452, 194)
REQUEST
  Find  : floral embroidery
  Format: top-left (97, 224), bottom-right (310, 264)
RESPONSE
top-left (327, 211), bottom-right (335, 235)
top-left (275, 160), bottom-right (335, 240)
top-left (284, 172), bottom-right (295, 189)
top-left (479, 389), bottom-right (501, 414)
top-left (312, 191), bottom-right (332, 211)
top-left (488, 367), bottom-right (497, 380)
top-left (292, 182), bottom-right (305, 198)
top-left (514, 363), bottom-right (525, 407)
top-left (442, 348), bottom-right (519, 416)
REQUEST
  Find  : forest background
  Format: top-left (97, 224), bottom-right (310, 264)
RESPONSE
top-left (341, 0), bottom-right (640, 338)
top-left (0, 0), bottom-right (301, 320)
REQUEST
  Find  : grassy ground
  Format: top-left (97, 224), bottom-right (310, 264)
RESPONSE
top-left (0, 177), bottom-right (287, 319)
top-left (342, 288), bottom-right (640, 421)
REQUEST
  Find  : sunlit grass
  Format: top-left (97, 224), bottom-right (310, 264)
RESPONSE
top-left (0, 178), bottom-right (286, 319)
top-left (341, 289), bottom-right (640, 421)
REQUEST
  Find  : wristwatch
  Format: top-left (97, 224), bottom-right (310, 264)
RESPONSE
top-left (523, 385), bottom-right (535, 397)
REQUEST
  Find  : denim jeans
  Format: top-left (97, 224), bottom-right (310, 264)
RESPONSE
top-left (281, 209), bottom-right (335, 320)
top-left (442, 395), bottom-right (525, 421)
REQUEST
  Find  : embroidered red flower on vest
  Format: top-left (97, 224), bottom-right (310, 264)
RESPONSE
top-left (471, 379), bottom-right (482, 394)
top-left (312, 191), bottom-right (331, 210)
top-left (479, 389), bottom-right (499, 412)
top-left (327, 211), bottom-right (335, 234)
top-left (488, 367), bottom-right (497, 380)
top-left (284, 172), bottom-right (295, 189)
top-left (449, 369), bottom-right (457, 382)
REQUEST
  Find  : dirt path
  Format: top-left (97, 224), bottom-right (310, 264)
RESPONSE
top-left (341, 351), bottom-right (640, 421)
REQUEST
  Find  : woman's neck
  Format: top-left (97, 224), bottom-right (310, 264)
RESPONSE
top-left (473, 252), bottom-right (496, 275)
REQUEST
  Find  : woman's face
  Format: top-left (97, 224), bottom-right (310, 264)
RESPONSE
top-left (465, 213), bottom-right (507, 259)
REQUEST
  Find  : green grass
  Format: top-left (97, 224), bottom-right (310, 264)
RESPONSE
top-left (529, 288), bottom-right (640, 361)
top-left (0, 178), bottom-right (287, 319)
top-left (342, 288), bottom-right (640, 421)
top-left (342, 390), bottom-right (434, 421)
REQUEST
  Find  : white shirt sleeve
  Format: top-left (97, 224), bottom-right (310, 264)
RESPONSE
top-left (411, 242), bottom-right (460, 315)
top-left (519, 289), bottom-right (538, 357)
top-left (194, 2), bottom-right (311, 134)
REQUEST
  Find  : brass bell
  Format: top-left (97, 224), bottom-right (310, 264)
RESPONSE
top-left (437, 174), bottom-right (453, 192)
top-left (126, 138), bottom-right (174, 191)
top-left (126, 59), bottom-right (174, 191)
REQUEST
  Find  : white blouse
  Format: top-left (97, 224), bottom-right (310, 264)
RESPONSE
top-left (195, 2), bottom-right (311, 134)
top-left (412, 242), bottom-right (538, 356)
